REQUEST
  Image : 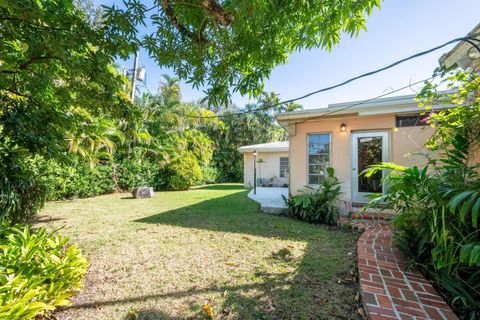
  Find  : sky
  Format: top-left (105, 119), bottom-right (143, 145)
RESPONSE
top-left (101, 0), bottom-right (480, 110)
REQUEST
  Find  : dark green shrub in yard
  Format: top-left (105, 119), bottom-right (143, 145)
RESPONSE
top-left (116, 158), bottom-right (159, 191)
top-left (0, 223), bottom-right (88, 319)
top-left (283, 167), bottom-right (342, 226)
top-left (0, 140), bottom-right (47, 223)
top-left (36, 156), bottom-right (116, 200)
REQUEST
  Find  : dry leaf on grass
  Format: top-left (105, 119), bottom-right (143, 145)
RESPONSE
top-left (202, 303), bottom-right (215, 319)
top-left (225, 262), bottom-right (238, 267)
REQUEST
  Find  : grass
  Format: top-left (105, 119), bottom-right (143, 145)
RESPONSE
top-left (35, 184), bottom-right (360, 320)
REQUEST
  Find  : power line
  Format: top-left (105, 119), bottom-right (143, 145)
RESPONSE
top-left (279, 77), bottom-right (434, 130)
top-left (178, 36), bottom-right (480, 119)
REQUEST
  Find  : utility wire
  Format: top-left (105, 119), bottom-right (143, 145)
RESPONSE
top-left (278, 76), bottom-right (434, 131)
top-left (177, 36), bottom-right (480, 119)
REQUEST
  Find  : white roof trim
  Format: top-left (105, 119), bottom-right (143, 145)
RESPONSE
top-left (276, 91), bottom-right (453, 122)
top-left (276, 93), bottom-right (419, 121)
top-left (238, 141), bottom-right (289, 153)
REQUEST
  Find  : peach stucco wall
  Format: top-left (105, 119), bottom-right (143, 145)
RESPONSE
top-left (243, 151), bottom-right (289, 188)
top-left (288, 114), bottom-right (434, 201)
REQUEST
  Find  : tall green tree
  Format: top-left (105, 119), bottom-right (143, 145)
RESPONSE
top-left (206, 92), bottom-right (300, 182)
top-left (105, 0), bottom-right (381, 104)
top-left (0, 1), bottom-right (130, 221)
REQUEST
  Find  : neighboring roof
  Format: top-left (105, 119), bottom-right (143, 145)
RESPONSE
top-left (238, 141), bottom-right (289, 153)
top-left (276, 93), bottom-right (426, 122)
top-left (439, 23), bottom-right (480, 70)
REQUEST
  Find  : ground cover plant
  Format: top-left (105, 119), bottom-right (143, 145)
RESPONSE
top-left (35, 184), bottom-right (361, 320)
top-left (0, 223), bottom-right (88, 320)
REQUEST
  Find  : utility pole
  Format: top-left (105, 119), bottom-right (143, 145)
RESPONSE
top-left (130, 50), bottom-right (139, 102)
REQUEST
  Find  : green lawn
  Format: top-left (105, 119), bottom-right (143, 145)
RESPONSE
top-left (35, 184), bottom-right (360, 320)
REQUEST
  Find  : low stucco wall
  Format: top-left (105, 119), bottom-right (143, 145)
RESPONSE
top-left (243, 151), bottom-right (289, 188)
top-left (288, 114), bottom-right (434, 201)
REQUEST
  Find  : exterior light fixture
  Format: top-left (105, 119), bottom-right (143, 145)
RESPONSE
top-left (467, 46), bottom-right (480, 60)
top-left (340, 123), bottom-right (347, 132)
top-left (253, 150), bottom-right (258, 195)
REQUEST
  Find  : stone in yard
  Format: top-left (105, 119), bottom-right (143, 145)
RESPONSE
top-left (133, 187), bottom-right (154, 199)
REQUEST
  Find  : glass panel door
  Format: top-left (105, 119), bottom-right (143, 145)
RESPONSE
top-left (351, 132), bottom-right (389, 203)
top-left (357, 137), bottom-right (383, 193)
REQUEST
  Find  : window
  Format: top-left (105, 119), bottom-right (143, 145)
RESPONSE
top-left (395, 114), bottom-right (428, 127)
top-left (279, 157), bottom-right (289, 178)
top-left (308, 133), bottom-right (331, 184)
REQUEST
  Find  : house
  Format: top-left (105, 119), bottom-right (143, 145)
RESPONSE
top-left (238, 141), bottom-right (289, 188)
top-left (276, 93), bottom-right (443, 204)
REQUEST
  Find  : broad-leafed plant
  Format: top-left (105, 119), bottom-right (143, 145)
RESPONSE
top-left (362, 69), bottom-right (480, 319)
top-left (283, 167), bottom-right (343, 226)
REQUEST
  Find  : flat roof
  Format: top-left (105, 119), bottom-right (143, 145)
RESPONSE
top-left (276, 93), bottom-right (421, 121)
top-left (276, 91), bottom-right (453, 122)
top-left (238, 141), bottom-right (289, 153)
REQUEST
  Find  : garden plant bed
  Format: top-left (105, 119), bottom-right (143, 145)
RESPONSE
top-left (35, 184), bottom-right (361, 320)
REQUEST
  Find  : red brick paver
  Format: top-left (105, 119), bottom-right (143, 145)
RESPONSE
top-left (357, 225), bottom-right (458, 320)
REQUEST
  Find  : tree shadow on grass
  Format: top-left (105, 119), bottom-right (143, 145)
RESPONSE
top-left (64, 185), bottom-right (360, 319)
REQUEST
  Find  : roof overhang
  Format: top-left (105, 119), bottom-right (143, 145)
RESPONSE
top-left (276, 93), bottom-right (421, 123)
top-left (238, 142), bottom-right (289, 153)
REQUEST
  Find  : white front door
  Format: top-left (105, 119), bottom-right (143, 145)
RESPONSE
top-left (351, 131), bottom-right (389, 203)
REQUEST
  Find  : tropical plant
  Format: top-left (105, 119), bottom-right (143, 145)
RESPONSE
top-left (283, 167), bottom-right (343, 226)
top-left (361, 69), bottom-right (480, 319)
top-left (0, 223), bottom-right (88, 320)
top-left (0, 1), bottom-right (130, 222)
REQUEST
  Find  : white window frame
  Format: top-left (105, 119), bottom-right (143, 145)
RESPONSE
top-left (307, 132), bottom-right (331, 185)
top-left (279, 157), bottom-right (289, 178)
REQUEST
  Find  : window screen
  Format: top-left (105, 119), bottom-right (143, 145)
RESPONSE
top-left (307, 133), bottom-right (331, 184)
top-left (279, 157), bottom-right (289, 178)
top-left (395, 114), bottom-right (428, 127)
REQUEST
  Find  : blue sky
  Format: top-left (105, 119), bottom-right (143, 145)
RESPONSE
top-left (103, 0), bottom-right (480, 110)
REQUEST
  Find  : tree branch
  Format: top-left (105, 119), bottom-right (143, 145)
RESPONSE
top-left (161, 0), bottom-right (208, 44)
top-left (201, 0), bottom-right (234, 26)
top-left (18, 56), bottom-right (56, 70)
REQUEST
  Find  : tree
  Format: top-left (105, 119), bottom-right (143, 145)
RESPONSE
top-left (0, 1), bottom-right (130, 221)
top-left (206, 92), bottom-right (297, 181)
top-left (105, 0), bottom-right (381, 104)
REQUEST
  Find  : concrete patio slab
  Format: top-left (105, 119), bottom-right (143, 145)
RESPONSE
top-left (247, 187), bottom-right (288, 213)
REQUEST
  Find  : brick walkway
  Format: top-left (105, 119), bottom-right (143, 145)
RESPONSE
top-left (356, 224), bottom-right (458, 320)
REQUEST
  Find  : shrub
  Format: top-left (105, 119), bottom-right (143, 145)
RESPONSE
top-left (160, 152), bottom-right (203, 190)
top-left (283, 167), bottom-right (342, 225)
top-left (363, 157), bottom-right (480, 318)
top-left (0, 141), bottom-right (47, 223)
top-left (361, 70), bottom-right (480, 319)
top-left (116, 158), bottom-right (159, 191)
top-left (202, 166), bottom-right (220, 184)
top-left (36, 156), bottom-right (116, 201)
top-left (0, 223), bottom-right (88, 319)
